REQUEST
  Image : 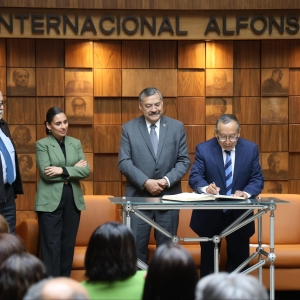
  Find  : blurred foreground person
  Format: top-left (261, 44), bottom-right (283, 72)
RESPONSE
top-left (82, 222), bottom-right (145, 299)
top-left (143, 242), bottom-right (198, 300)
top-left (195, 272), bottom-right (268, 300)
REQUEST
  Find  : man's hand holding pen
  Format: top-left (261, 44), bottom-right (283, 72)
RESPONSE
top-left (206, 182), bottom-right (220, 195)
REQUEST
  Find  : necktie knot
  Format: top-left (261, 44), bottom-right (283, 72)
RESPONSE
top-left (225, 150), bottom-right (231, 156)
top-left (150, 124), bottom-right (156, 129)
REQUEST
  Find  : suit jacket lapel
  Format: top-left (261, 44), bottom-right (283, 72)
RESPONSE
top-left (65, 136), bottom-right (74, 165)
top-left (157, 116), bottom-right (167, 160)
top-left (232, 139), bottom-right (244, 188)
top-left (48, 134), bottom-right (66, 165)
top-left (212, 138), bottom-right (226, 183)
top-left (137, 116), bottom-right (156, 160)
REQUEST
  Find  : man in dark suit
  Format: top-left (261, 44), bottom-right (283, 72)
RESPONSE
top-left (189, 114), bottom-right (264, 278)
top-left (118, 87), bottom-right (190, 263)
top-left (0, 91), bottom-right (24, 233)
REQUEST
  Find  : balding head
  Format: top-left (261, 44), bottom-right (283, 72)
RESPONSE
top-left (24, 277), bottom-right (89, 300)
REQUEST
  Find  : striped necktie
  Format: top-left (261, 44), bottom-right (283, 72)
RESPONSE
top-left (224, 150), bottom-right (232, 196)
top-left (0, 137), bottom-right (14, 185)
top-left (150, 124), bottom-right (158, 156)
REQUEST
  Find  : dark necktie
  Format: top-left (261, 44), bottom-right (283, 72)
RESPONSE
top-left (0, 137), bottom-right (14, 184)
top-left (224, 150), bottom-right (232, 196)
top-left (150, 124), bottom-right (158, 156)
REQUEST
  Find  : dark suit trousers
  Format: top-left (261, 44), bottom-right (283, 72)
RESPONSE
top-left (0, 184), bottom-right (16, 233)
top-left (130, 209), bottom-right (179, 264)
top-left (38, 184), bottom-right (80, 277)
top-left (200, 210), bottom-right (250, 278)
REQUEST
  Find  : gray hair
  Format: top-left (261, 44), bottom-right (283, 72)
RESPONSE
top-left (215, 114), bottom-right (240, 132)
top-left (195, 272), bottom-right (268, 300)
top-left (138, 87), bottom-right (163, 102)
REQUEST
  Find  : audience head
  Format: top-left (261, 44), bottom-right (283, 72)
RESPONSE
top-left (143, 242), bottom-right (198, 300)
top-left (85, 222), bottom-right (137, 282)
top-left (0, 253), bottom-right (48, 300)
top-left (195, 272), bottom-right (269, 300)
top-left (24, 277), bottom-right (89, 300)
top-left (0, 214), bottom-right (10, 233)
top-left (0, 233), bottom-right (26, 264)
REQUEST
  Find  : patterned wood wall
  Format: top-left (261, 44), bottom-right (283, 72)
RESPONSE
top-left (0, 38), bottom-right (299, 218)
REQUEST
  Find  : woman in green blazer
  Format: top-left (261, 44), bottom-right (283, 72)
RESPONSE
top-left (35, 107), bottom-right (90, 277)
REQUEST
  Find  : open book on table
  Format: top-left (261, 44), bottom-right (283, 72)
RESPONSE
top-left (161, 192), bottom-right (246, 202)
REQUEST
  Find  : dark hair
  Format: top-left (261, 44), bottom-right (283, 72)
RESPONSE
top-left (0, 253), bottom-right (48, 300)
top-left (19, 155), bottom-right (33, 169)
top-left (44, 106), bottom-right (64, 135)
top-left (0, 215), bottom-right (9, 233)
top-left (142, 242), bottom-right (198, 300)
top-left (0, 233), bottom-right (26, 264)
top-left (12, 125), bottom-right (31, 144)
top-left (139, 87), bottom-right (163, 102)
top-left (84, 222), bottom-right (137, 282)
top-left (216, 114), bottom-right (240, 132)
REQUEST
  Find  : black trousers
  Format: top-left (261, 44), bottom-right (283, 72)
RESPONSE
top-left (130, 209), bottom-right (179, 264)
top-left (0, 184), bottom-right (16, 233)
top-left (38, 184), bottom-right (80, 277)
top-left (199, 210), bottom-right (250, 278)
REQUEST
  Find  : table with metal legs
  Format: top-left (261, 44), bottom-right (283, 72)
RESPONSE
top-left (109, 196), bottom-right (289, 300)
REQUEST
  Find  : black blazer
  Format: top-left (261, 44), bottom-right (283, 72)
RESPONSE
top-left (0, 119), bottom-right (23, 201)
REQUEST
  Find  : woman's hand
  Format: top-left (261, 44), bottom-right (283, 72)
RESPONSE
top-left (74, 159), bottom-right (88, 167)
top-left (44, 166), bottom-right (63, 177)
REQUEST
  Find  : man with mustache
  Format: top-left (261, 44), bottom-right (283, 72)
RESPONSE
top-left (118, 87), bottom-right (190, 264)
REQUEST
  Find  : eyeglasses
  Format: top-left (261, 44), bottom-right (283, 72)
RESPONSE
top-left (0, 100), bottom-right (7, 107)
top-left (216, 135), bottom-right (239, 142)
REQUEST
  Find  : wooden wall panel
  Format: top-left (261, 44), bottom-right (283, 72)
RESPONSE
top-left (7, 97), bottom-right (36, 124)
top-left (205, 125), bottom-right (215, 141)
top-left (36, 40), bottom-right (64, 67)
top-left (233, 69), bottom-right (260, 96)
top-left (36, 125), bottom-right (47, 141)
top-left (94, 98), bottom-right (121, 124)
top-left (94, 69), bottom-right (121, 96)
top-left (65, 40), bottom-right (93, 68)
top-left (67, 125), bottom-right (93, 153)
top-left (240, 125), bottom-right (260, 149)
top-left (233, 41), bottom-right (260, 69)
top-left (261, 41), bottom-right (289, 68)
top-left (0, 39), bottom-right (6, 67)
top-left (289, 153), bottom-right (300, 179)
top-left (150, 41), bottom-right (177, 69)
top-left (122, 41), bottom-right (149, 69)
top-left (261, 125), bottom-right (288, 152)
top-left (93, 154), bottom-right (121, 181)
top-left (94, 41), bottom-right (121, 69)
top-left (162, 98), bottom-right (178, 120)
top-left (289, 180), bottom-right (300, 193)
top-left (233, 97), bottom-right (261, 125)
top-left (122, 69), bottom-right (177, 97)
top-left (16, 211), bottom-right (37, 225)
top-left (177, 97), bottom-right (205, 125)
top-left (94, 125), bottom-right (121, 153)
top-left (289, 125), bottom-right (300, 152)
top-left (15, 183), bottom-right (36, 210)
top-left (80, 181), bottom-right (93, 195)
top-left (178, 41), bottom-right (205, 69)
top-left (177, 70), bottom-right (204, 96)
top-left (206, 41), bottom-right (233, 69)
top-left (0, 67), bottom-right (6, 94)
top-left (184, 125), bottom-right (205, 153)
top-left (94, 182), bottom-right (122, 197)
top-left (36, 97), bottom-right (65, 124)
top-left (289, 40), bottom-right (300, 68)
top-left (82, 153), bottom-right (93, 180)
top-left (36, 68), bottom-right (65, 96)
top-left (289, 96), bottom-right (300, 124)
top-left (181, 181), bottom-right (193, 193)
top-left (289, 69), bottom-right (300, 96)
top-left (7, 39), bottom-right (35, 67)
top-left (121, 98), bottom-right (142, 124)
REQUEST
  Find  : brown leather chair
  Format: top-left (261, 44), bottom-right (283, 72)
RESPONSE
top-left (71, 195), bottom-right (119, 281)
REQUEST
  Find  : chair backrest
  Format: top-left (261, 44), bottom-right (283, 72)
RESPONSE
top-left (250, 194), bottom-right (300, 244)
top-left (75, 195), bottom-right (117, 246)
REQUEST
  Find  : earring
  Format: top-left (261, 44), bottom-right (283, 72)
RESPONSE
top-left (49, 129), bottom-right (51, 133)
